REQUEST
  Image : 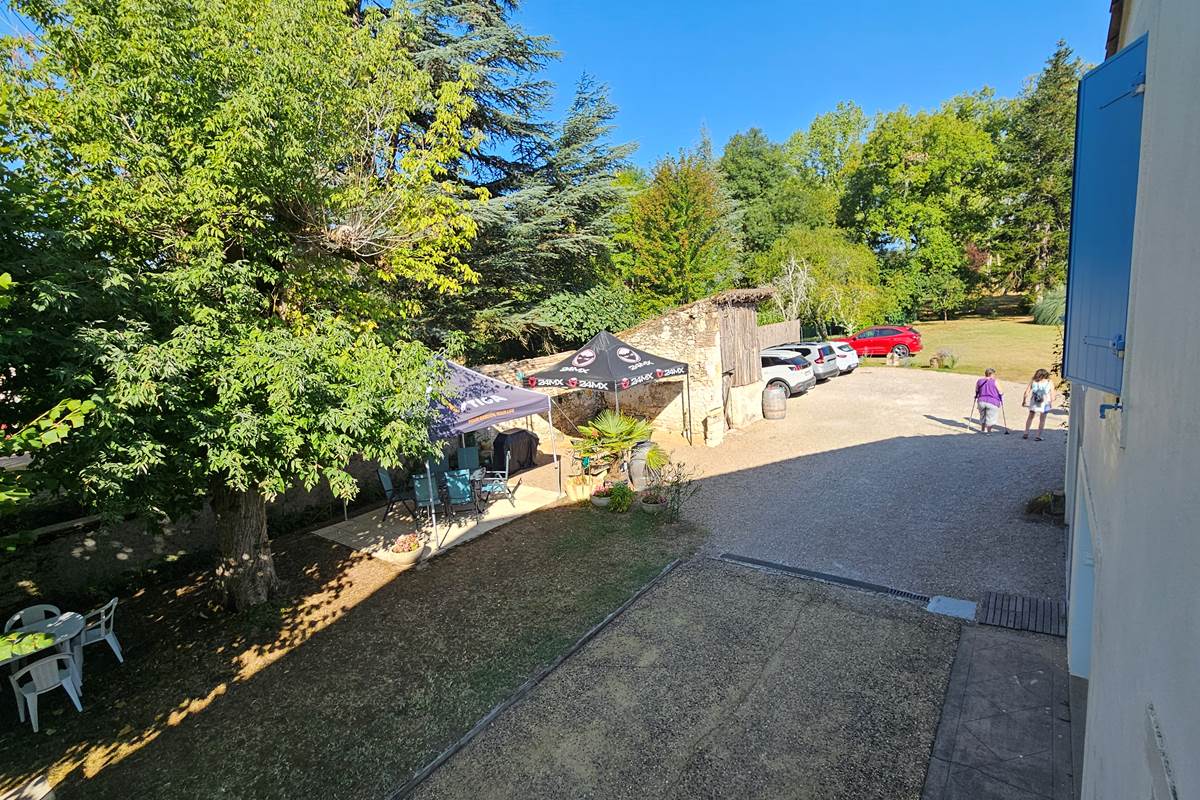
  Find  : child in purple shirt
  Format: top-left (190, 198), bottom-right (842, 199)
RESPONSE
top-left (974, 368), bottom-right (1003, 434)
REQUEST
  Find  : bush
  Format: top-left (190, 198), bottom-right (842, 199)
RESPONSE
top-left (607, 482), bottom-right (635, 513)
top-left (1031, 285), bottom-right (1066, 326)
top-left (657, 462), bottom-right (701, 522)
top-left (935, 348), bottom-right (959, 369)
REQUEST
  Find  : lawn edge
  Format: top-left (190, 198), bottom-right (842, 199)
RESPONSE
top-left (385, 556), bottom-right (686, 800)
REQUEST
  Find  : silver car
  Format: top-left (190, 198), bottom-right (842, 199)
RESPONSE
top-left (776, 342), bottom-right (840, 381)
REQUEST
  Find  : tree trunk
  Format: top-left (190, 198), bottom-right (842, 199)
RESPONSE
top-left (211, 481), bottom-right (279, 610)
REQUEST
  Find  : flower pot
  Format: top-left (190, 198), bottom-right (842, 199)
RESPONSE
top-left (638, 498), bottom-right (666, 514)
top-left (375, 544), bottom-right (427, 571)
top-left (566, 477), bottom-right (595, 503)
top-left (591, 495), bottom-right (612, 508)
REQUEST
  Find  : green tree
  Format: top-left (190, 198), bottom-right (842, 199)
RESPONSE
top-left (424, 75), bottom-right (636, 359)
top-left (718, 127), bottom-right (835, 253)
top-left (752, 227), bottom-right (893, 335)
top-left (786, 100), bottom-right (869, 194)
top-left (841, 103), bottom-right (995, 318)
top-left (1, 0), bottom-right (481, 608)
top-left (409, 0), bottom-right (558, 195)
top-left (616, 146), bottom-right (737, 314)
top-left (991, 41), bottom-right (1086, 290)
top-left (718, 128), bottom-right (788, 205)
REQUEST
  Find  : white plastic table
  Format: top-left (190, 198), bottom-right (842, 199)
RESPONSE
top-left (1, 612), bottom-right (84, 670)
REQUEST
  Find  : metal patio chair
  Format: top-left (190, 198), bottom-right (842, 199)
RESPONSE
top-left (479, 451), bottom-right (517, 507)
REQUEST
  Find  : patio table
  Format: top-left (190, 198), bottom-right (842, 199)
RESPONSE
top-left (1, 612), bottom-right (84, 671)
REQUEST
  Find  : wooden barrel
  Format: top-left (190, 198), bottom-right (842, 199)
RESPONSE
top-left (762, 383), bottom-right (788, 420)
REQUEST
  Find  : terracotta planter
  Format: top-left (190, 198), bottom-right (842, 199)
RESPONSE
top-left (591, 494), bottom-right (612, 508)
top-left (375, 544), bottom-right (427, 571)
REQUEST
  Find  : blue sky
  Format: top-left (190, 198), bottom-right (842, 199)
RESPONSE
top-left (515, 0), bottom-right (1110, 166)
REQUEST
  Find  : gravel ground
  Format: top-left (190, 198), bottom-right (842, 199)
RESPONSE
top-left (414, 559), bottom-right (960, 800)
top-left (675, 368), bottom-right (1067, 601)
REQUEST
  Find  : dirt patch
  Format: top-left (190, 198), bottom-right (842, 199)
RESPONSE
top-left (415, 559), bottom-right (961, 800)
top-left (0, 504), bottom-right (702, 799)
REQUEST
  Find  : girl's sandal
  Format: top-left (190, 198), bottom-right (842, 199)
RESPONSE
top-left (1022, 434), bottom-right (1029, 439)
top-left (1036, 437), bottom-right (1043, 441)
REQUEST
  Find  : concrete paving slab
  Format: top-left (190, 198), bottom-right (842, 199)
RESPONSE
top-left (313, 483), bottom-right (558, 564)
top-left (922, 625), bottom-right (1071, 800)
top-left (413, 559), bottom-right (961, 800)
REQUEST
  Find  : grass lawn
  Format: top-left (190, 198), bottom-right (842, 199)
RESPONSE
top-left (862, 315), bottom-right (1061, 384)
top-left (0, 503), bottom-right (702, 799)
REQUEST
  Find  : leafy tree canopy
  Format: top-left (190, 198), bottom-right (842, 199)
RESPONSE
top-left (615, 145), bottom-right (738, 315)
top-left (1, 0), bottom-right (481, 607)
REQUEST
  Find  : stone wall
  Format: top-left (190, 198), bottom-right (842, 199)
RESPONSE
top-left (477, 294), bottom-right (767, 449)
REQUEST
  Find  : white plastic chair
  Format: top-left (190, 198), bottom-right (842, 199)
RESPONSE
top-left (3, 604), bottom-right (62, 633)
top-left (9, 653), bottom-right (82, 732)
top-left (80, 598), bottom-right (123, 682)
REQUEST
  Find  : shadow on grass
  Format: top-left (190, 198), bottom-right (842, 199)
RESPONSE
top-left (0, 503), bottom-right (699, 800)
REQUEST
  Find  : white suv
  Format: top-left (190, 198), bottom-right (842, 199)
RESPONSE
top-left (831, 342), bottom-right (860, 373)
top-left (775, 342), bottom-right (840, 381)
top-left (760, 349), bottom-right (817, 396)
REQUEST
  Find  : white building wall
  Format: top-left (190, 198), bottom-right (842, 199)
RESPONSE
top-left (1070, 1), bottom-right (1200, 797)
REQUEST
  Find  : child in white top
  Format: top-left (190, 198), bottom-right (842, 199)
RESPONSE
top-left (1023, 369), bottom-right (1056, 440)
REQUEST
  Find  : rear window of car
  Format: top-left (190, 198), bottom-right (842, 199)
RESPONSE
top-left (820, 346), bottom-right (834, 357)
top-left (787, 356), bottom-right (810, 368)
top-left (836, 344), bottom-right (853, 352)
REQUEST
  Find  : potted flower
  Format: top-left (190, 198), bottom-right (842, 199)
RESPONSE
top-left (591, 485), bottom-right (613, 508)
top-left (376, 533), bottom-right (426, 571)
top-left (638, 489), bottom-right (667, 514)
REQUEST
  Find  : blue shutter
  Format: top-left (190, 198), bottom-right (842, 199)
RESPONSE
top-left (1064, 35), bottom-right (1147, 395)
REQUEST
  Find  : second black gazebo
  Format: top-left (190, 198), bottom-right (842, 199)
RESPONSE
top-left (525, 330), bottom-right (694, 444)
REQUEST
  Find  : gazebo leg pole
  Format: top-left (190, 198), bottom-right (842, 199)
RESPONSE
top-left (426, 460), bottom-right (440, 549)
top-left (615, 391), bottom-right (620, 415)
top-left (549, 397), bottom-right (561, 497)
top-left (685, 373), bottom-right (694, 446)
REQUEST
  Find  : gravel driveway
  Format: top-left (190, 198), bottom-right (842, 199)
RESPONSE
top-left (414, 559), bottom-right (960, 800)
top-left (677, 368), bottom-right (1067, 601)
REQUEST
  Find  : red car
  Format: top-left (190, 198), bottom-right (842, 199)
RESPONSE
top-left (838, 326), bottom-right (923, 358)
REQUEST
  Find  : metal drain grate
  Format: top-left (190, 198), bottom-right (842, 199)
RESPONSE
top-left (977, 592), bottom-right (1067, 637)
top-left (718, 553), bottom-right (931, 603)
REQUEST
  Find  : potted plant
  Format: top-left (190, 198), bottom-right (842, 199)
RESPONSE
top-left (638, 489), bottom-right (667, 514)
top-left (591, 485), bottom-right (613, 508)
top-left (575, 410), bottom-right (656, 480)
top-left (376, 533), bottom-right (426, 571)
top-left (607, 482), bottom-right (635, 513)
top-left (566, 473), bottom-right (596, 503)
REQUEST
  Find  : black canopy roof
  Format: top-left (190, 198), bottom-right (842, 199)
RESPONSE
top-left (526, 331), bottom-right (688, 393)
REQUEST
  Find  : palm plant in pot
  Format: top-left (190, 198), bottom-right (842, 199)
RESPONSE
top-left (575, 410), bottom-right (663, 481)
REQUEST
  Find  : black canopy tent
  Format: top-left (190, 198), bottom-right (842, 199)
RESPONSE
top-left (525, 331), bottom-right (694, 444)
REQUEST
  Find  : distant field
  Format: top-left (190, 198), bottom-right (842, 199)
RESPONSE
top-left (863, 315), bottom-right (1060, 384)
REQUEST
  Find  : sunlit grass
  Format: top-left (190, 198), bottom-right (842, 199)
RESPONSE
top-left (862, 315), bottom-right (1061, 384)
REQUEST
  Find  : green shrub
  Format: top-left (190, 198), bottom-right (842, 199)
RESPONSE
top-left (607, 482), bottom-right (635, 513)
top-left (936, 348), bottom-right (959, 369)
top-left (1031, 285), bottom-right (1066, 326)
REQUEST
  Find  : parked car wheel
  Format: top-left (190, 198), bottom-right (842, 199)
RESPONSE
top-left (891, 344), bottom-right (910, 357)
top-left (768, 380), bottom-right (792, 396)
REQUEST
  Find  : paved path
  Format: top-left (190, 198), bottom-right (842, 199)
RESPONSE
top-left (923, 625), bottom-right (1073, 800)
top-left (676, 368), bottom-right (1067, 601)
top-left (414, 559), bottom-right (960, 800)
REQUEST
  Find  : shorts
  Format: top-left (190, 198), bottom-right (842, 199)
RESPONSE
top-left (978, 401), bottom-right (1000, 426)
